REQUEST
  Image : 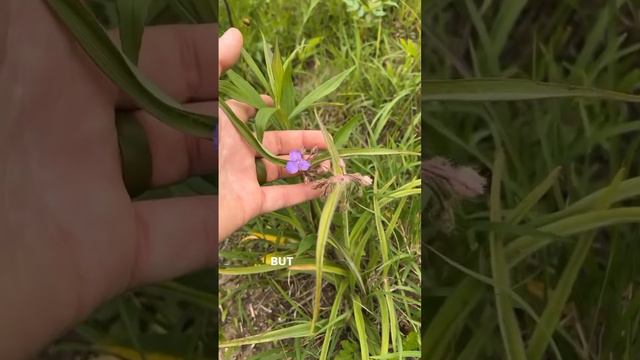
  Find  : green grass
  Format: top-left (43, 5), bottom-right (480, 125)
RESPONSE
top-left (425, 1), bottom-right (640, 359)
top-left (218, 0), bottom-right (421, 358)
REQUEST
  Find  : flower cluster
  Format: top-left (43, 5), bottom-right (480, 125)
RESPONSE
top-left (283, 148), bottom-right (372, 196)
top-left (285, 150), bottom-right (311, 174)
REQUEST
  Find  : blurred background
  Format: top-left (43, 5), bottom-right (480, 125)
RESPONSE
top-left (424, 1), bottom-right (640, 359)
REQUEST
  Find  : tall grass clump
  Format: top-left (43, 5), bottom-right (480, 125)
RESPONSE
top-left (424, 1), bottom-right (640, 359)
top-left (218, 0), bottom-right (421, 358)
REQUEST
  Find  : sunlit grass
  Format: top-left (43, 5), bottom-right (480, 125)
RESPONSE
top-left (218, 0), bottom-right (421, 358)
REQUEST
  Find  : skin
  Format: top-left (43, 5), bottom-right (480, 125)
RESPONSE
top-left (0, 2), bottom-right (324, 358)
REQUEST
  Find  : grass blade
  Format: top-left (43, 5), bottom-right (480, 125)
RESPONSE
top-left (316, 114), bottom-right (344, 175)
top-left (225, 69), bottom-right (267, 109)
top-left (373, 179), bottom-right (398, 351)
top-left (507, 166), bottom-right (562, 224)
top-left (310, 183), bottom-right (346, 330)
top-left (423, 79), bottom-right (640, 102)
top-left (333, 115), bottom-right (361, 148)
top-left (220, 100), bottom-right (286, 165)
top-left (377, 293), bottom-right (390, 356)
top-left (219, 258), bottom-right (348, 276)
top-left (115, 0), bottom-right (149, 64)
top-left (311, 148), bottom-right (419, 165)
top-left (423, 278), bottom-right (485, 359)
top-left (319, 283), bottom-right (348, 360)
top-left (488, 151), bottom-right (527, 360)
top-left (255, 107), bottom-right (278, 141)
top-left (352, 294), bottom-right (370, 360)
top-left (526, 169), bottom-right (626, 360)
top-left (241, 48), bottom-right (271, 92)
top-left (219, 322), bottom-right (314, 347)
top-left (490, 0), bottom-right (527, 62)
top-left (290, 67), bottom-right (355, 119)
top-left (506, 207), bottom-right (640, 266)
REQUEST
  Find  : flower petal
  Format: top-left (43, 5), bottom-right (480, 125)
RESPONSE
top-left (289, 150), bottom-right (303, 161)
top-left (285, 161), bottom-right (299, 174)
top-left (299, 160), bottom-right (311, 171)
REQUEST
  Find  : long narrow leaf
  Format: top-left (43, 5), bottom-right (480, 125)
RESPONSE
top-left (47, 0), bottom-right (215, 138)
top-left (219, 322), bottom-right (314, 347)
top-left (115, 0), bottom-right (150, 64)
top-left (290, 67), bottom-right (355, 119)
top-left (489, 152), bottom-right (527, 360)
top-left (220, 99), bottom-right (286, 165)
top-left (424, 79), bottom-right (640, 102)
top-left (311, 183), bottom-right (346, 330)
top-left (526, 169), bottom-right (625, 360)
top-left (352, 295), bottom-right (370, 360)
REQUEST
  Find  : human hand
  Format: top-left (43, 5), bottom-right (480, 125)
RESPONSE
top-left (217, 28), bottom-right (327, 240)
top-left (0, 2), bottom-right (218, 357)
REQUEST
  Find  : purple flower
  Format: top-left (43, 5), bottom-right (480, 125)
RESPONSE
top-left (285, 150), bottom-right (310, 174)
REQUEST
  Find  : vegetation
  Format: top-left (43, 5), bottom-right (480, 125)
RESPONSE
top-left (424, 1), bottom-right (640, 359)
top-left (218, 0), bottom-right (421, 358)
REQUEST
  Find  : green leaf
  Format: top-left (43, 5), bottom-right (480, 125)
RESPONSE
top-left (526, 169), bottom-right (625, 360)
top-left (143, 282), bottom-right (216, 311)
top-left (225, 69), bottom-right (266, 109)
top-left (47, 0), bottom-right (214, 138)
top-left (115, 0), bottom-right (150, 64)
top-left (262, 33), bottom-right (276, 94)
top-left (507, 167), bottom-right (562, 224)
top-left (255, 107), bottom-right (278, 141)
top-left (488, 151), bottom-right (527, 360)
top-left (352, 294), bottom-right (370, 360)
top-left (272, 42), bottom-right (285, 103)
top-left (373, 179), bottom-right (398, 351)
top-left (489, 0), bottom-right (527, 64)
top-left (534, 177), bottom-right (640, 226)
top-left (219, 322), bottom-right (314, 347)
top-left (311, 183), bottom-right (347, 330)
top-left (423, 78), bottom-right (640, 102)
top-left (317, 116), bottom-right (344, 175)
top-left (423, 278), bottom-right (485, 359)
top-left (280, 58), bottom-right (296, 121)
top-left (241, 48), bottom-right (271, 93)
top-left (311, 148), bottom-right (418, 166)
top-left (219, 99), bottom-right (286, 165)
top-left (333, 115), bottom-right (361, 148)
top-left (117, 295), bottom-right (146, 360)
top-left (219, 258), bottom-right (348, 276)
top-left (320, 283), bottom-right (348, 360)
top-left (290, 66), bottom-right (355, 119)
top-left (506, 207), bottom-right (640, 267)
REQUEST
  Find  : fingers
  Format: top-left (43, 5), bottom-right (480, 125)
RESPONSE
top-left (133, 101), bottom-right (217, 187)
top-left (260, 183), bottom-right (323, 214)
top-left (114, 24), bottom-right (218, 108)
top-left (261, 157), bottom-right (292, 182)
top-left (222, 99), bottom-right (256, 122)
top-left (258, 130), bottom-right (327, 181)
top-left (133, 94), bottom-right (267, 187)
top-left (261, 130), bottom-right (327, 155)
top-left (218, 28), bottom-right (243, 76)
top-left (131, 196), bottom-right (217, 286)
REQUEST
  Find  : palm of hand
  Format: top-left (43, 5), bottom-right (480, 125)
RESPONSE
top-left (2, 3), bottom-right (218, 356)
